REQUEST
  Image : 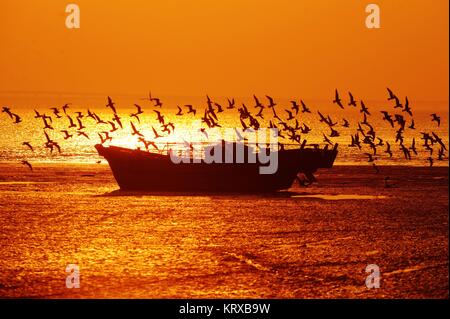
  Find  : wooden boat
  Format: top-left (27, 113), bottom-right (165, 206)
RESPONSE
top-left (95, 141), bottom-right (338, 192)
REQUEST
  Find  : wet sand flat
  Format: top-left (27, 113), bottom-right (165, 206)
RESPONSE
top-left (0, 163), bottom-right (448, 298)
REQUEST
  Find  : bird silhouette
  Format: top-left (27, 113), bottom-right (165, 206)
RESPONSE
top-left (387, 87), bottom-right (396, 100)
top-left (227, 98), bottom-right (236, 109)
top-left (77, 131), bottom-right (90, 139)
top-left (50, 107), bottom-right (62, 118)
top-left (94, 113), bottom-right (106, 124)
top-left (403, 97), bottom-right (412, 116)
top-left (253, 95), bottom-right (264, 109)
top-left (256, 107), bottom-right (264, 119)
top-left (300, 100), bottom-right (311, 113)
top-left (106, 96), bottom-right (117, 114)
top-left (385, 142), bottom-right (393, 158)
top-left (322, 133), bottom-right (333, 145)
top-left (77, 118), bottom-right (86, 130)
top-left (100, 131), bottom-right (113, 143)
top-left (364, 153), bottom-right (376, 162)
top-left (176, 106), bottom-right (183, 116)
top-left (21, 160), bottom-right (33, 171)
top-left (130, 113), bottom-right (141, 123)
top-left (393, 96), bottom-right (403, 109)
top-left (329, 127), bottom-right (340, 137)
top-left (432, 132), bottom-right (446, 151)
top-left (400, 144), bottom-right (411, 160)
top-left (130, 122), bottom-right (144, 137)
top-left (214, 102), bottom-right (224, 113)
top-left (130, 104), bottom-right (144, 121)
top-left (61, 130), bottom-right (73, 140)
top-left (67, 115), bottom-right (77, 128)
top-left (360, 101), bottom-right (370, 115)
top-left (133, 104), bottom-right (144, 115)
top-left (108, 121), bottom-right (118, 132)
top-left (34, 110), bottom-right (43, 119)
top-left (87, 109), bottom-right (96, 120)
top-left (333, 89), bottom-right (344, 109)
top-left (285, 109), bottom-right (294, 120)
top-left (62, 103), bottom-right (71, 114)
top-left (185, 105), bottom-right (196, 116)
top-left (2, 106), bottom-right (14, 119)
top-left (75, 111), bottom-right (84, 119)
top-left (199, 128), bottom-right (209, 139)
top-left (431, 113), bottom-right (441, 127)
top-left (409, 138), bottom-right (418, 155)
top-left (112, 114), bottom-right (123, 129)
top-left (152, 126), bottom-right (162, 139)
top-left (348, 92), bottom-right (357, 107)
top-left (265, 95), bottom-right (276, 108)
top-left (12, 113), bottom-right (22, 124)
top-left (290, 101), bottom-right (299, 114)
top-left (438, 147), bottom-right (445, 160)
top-left (152, 98), bottom-right (163, 108)
top-left (376, 137), bottom-right (384, 146)
top-left (22, 142), bottom-right (34, 152)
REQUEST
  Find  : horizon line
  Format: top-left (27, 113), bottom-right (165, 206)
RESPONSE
top-left (0, 90), bottom-right (448, 104)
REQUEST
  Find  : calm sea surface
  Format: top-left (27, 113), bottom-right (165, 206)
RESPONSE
top-left (0, 164), bottom-right (448, 298)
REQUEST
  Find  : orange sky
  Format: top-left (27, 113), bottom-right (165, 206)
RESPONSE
top-left (0, 0), bottom-right (448, 103)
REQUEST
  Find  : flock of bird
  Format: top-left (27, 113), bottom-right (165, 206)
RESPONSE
top-left (1, 88), bottom-right (447, 172)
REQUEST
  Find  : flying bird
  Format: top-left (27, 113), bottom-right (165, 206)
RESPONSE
top-left (152, 126), bottom-right (162, 139)
top-left (300, 100), bottom-right (311, 113)
top-left (285, 110), bottom-right (294, 120)
top-left (130, 122), bottom-right (143, 137)
top-left (22, 142), bottom-right (34, 152)
top-left (431, 113), bottom-right (441, 127)
top-left (21, 160), bottom-right (33, 171)
top-left (265, 95), bottom-right (276, 108)
top-left (12, 113), bottom-right (22, 124)
top-left (227, 98), bottom-right (236, 109)
top-left (360, 101), bottom-right (370, 115)
top-left (62, 103), bottom-right (71, 114)
top-left (387, 87), bottom-right (396, 100)
top-left (77, 131), bottom-right (90, 139)
top-left (290, 101), bottom-right (300, 114)
top-left (348, 92), bottom-right (357, 107)
top-left (2, 106), bottom-right (13, 119)
top-left (50, 107), bottom-right (62, 118)
top-left (106, 96), bottom-right (117, 114)
top-left (333, 89), bottom-right (344, 109)
top-left (403, 97), bottom-right (412, 116)
top-left (61, 130), bottom-right (73, 140)
top-left (185, 105), bottom-right (196, 116)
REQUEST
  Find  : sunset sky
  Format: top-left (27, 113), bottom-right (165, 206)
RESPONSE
top-left (0, 0), bottom-right (448, 104)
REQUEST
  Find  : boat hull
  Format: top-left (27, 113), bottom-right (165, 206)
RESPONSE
top-left (95, 144), bottom-right (338, 192)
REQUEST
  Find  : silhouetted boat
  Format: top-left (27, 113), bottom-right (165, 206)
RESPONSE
top-left (95, 141), bottom-right (338, 192)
